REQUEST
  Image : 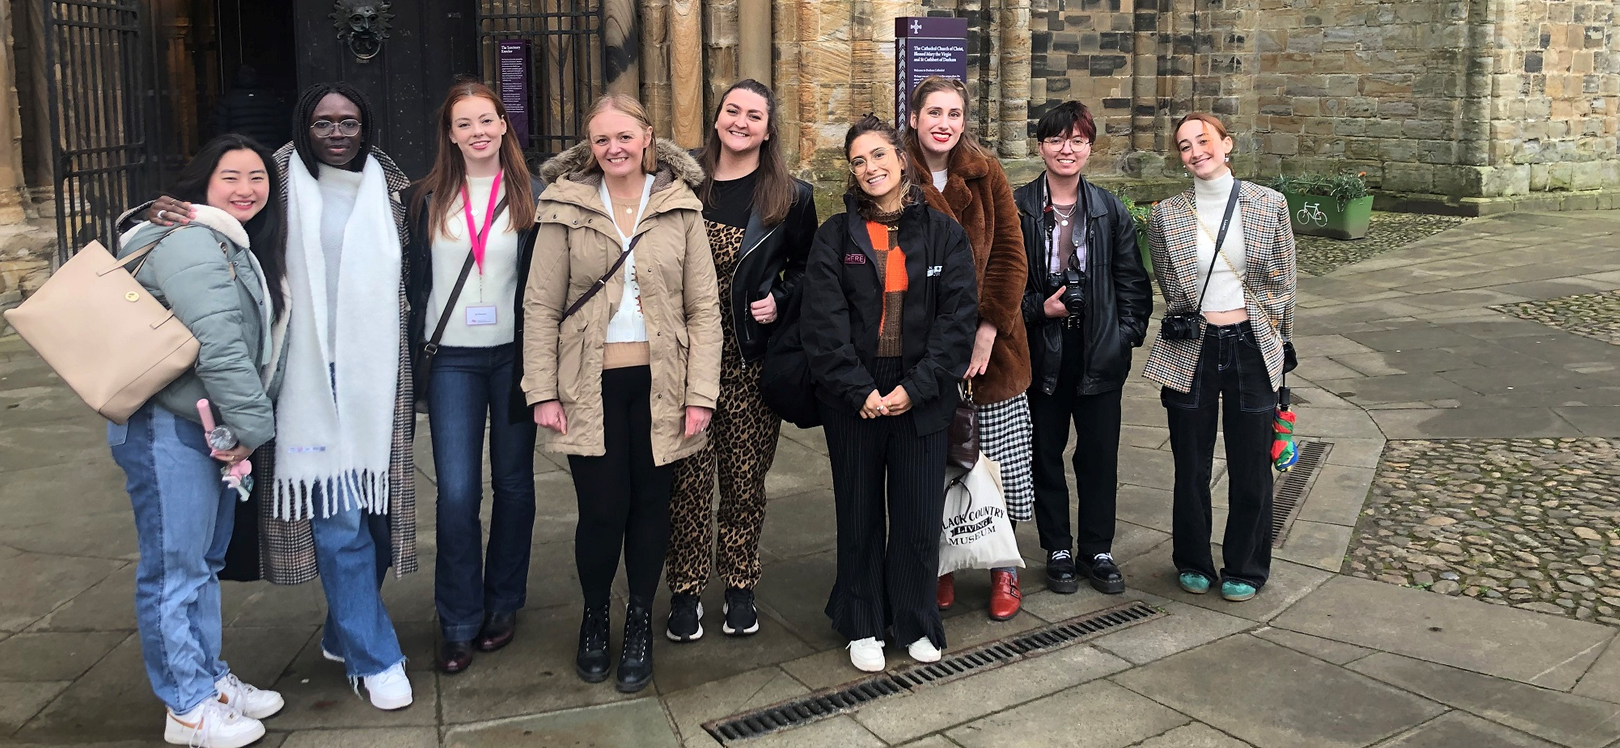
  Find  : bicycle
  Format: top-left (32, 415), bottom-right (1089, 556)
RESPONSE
top-left (1296, 202), bottom-right (1328, 227)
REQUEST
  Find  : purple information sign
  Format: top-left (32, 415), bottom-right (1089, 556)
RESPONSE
top-left (895, 17), bottom-right (969, 130)
top-left (497, 40), bottom-right (531, 149)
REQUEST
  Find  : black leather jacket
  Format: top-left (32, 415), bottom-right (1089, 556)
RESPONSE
top-left (727, 178), bottom-right (817, 361)
top-left (403, 177), bottom-right (543, 424)
top-left (1015, 174), bottom-right (1154, 396)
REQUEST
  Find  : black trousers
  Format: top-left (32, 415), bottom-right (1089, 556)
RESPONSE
top-left (1162, 322), bottom-right (1276, 588)
top-left (821, 357), bottom-right (948, 649)
top-left (568, 366), bottom-right (675, 607)
top-left (1029, 325), bottom-right (1123, 559)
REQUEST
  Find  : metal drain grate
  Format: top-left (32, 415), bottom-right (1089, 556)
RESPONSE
top-left (702, 601), bottom-right (1165, 744)
top-left (1272, 440), bottom-right (1332, 547)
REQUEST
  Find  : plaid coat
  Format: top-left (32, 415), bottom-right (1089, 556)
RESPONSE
top-left (1142, 180), bottom-right (1296, 393)
top-left (248, 144), bottom-right (419, 585)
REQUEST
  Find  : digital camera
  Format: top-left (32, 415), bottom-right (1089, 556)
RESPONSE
top-left (1160, 313), bottom-right (1201, 341)
top-left (1047, 267), bottom-right (1086, 317)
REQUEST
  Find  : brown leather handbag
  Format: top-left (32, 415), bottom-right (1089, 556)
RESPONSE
top-left (946, 380), bottom-right (978, 470)
top-left (3, 233), bottom-right (198, 424)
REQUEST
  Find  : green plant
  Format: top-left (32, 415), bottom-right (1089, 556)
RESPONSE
top-left (1112, 191), bottom-right (1153, 234)
top-left (1269, 170), bottom-right (1370, 208)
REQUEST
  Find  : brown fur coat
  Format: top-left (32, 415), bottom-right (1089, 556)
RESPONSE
top-left (910, 141), bottom-right (1032, 404)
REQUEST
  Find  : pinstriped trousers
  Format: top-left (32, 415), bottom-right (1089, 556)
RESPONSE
top-left (821, 357), bottom-right (949, 650)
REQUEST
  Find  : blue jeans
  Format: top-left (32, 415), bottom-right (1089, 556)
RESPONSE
top-left (109, 402), bottom-right (234, 713)
top-left (311, 490), bottom-right (405, 678)
top-left (427, 344), bottom-right (537, 642)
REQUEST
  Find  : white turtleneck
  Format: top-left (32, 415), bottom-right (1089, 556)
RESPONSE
top-left (1192, 171), bottom-right (1247, 314)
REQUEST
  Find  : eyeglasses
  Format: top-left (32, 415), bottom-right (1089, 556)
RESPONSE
top-left (1041, 136), bottom-right (1092, 151)
top-left (310, 119), bottom-right (362, 137)
top-left (849, 148), bottom-right (895, 174)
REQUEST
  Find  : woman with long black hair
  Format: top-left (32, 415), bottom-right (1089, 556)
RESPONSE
top-left (804, 114), bottom-right (977, 673)
top-left (404, 80), bottom-right (541, 674)
top-left (112, 134), bottom-right (288, 747)
top-left (664, 79), bottom-right (818, 642)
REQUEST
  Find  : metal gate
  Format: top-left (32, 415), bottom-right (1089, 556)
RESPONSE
top-left (42, 0), bottom-right (161, 262)
top-left (476, 0), bottom-right (606, 163)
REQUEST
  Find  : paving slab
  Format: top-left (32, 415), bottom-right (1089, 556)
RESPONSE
top-left (756, 549), bottom-right (841, 651)
top-left (897, 737), bottom-right (964, 748)
top-left (757, 488), bottom-right (838, 561)
top-left (1319, 374), bottom-right (1483, 404)
top-left (0, 680), bottom-right (70, 734)
top-left (1292, 334), bottom-right (1379, 358)
top-left (1349, 653), bottom-right (1620, 748)
top-left (1290, 405), bottom-right (1387, 440)
top-left (1117, 446), bottom-right (1180, 491)
top-left (704, 715), bottom-right (886, 748)
top-left (1367, 407), bottom-right (1577, 439)
top-left (1295, 464), bottom-right (1377, 527)
top-left (1552, 406), bottom-right (1620, 437)
top-left (852, 644), bottom-right (1131, 744)
top-left (0, 552), bottom-right (125, 633)
top-left (435, 605), bottom-right (639, 725)
top-left (1112, 635), bottom-right (1445, 748)
top-left (279, 728), bottom-right (439, 748)
top-left (1373, 712), bottom-right (1559, 748)
top-left (1122, 543), bottom-right (1334, 623)
top-left (1272, 576), bottom-right (1614, 690)
top-left (661, 666), bottom-right (809, 746)
top-left (1250, 627), bottom-right (1374, 665)
top-left (1113, 485), bottom-right (1176, 536)
top-left (1572, 638), bottom-right (1620, 704)
top-left (946, 679), bottom-right (1190, 748)
top-left (1089, 600), bottom-right (1253, 665)
top-left (0, 420), bottom-right (105, 471)
top-left (1274, 520), bottom-right (1353, 572)
top-left (0, 460), bottom-right (130, 529)
top-left (1298, 356), bottom-right (1373, 381)
top-left (1319, 437), bottom-right (1388, 469)
top-left (765, 437), bottom-right (839, 500)
top-left (648, 585), bottom-right (816, 694)
top-left (444, 698), bottom-right (679, 748)
top-left (22, 563), bottom-right (138, 632)
top-left (266, 642), bottom-right (438, 730)
top-left (0, 631), bottom-right (127, 682)
top-left (1133, 723), bottom-right (1255, 747)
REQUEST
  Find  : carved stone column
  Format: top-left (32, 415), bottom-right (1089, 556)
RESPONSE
top-left (639, 0), bottom-right (672, 137)
top-left (604, 0), bottom-right (639, 96)
top-left (667, 0), bottom-right (703, 146)
top-left (0, 0), bottom-right (27, 224)
top-left (737, 0), bottom-right (770, 85)
top-left (998, 0), bottom-right (1031, 157)
top-left (705, 0), bottom-right (738, 112)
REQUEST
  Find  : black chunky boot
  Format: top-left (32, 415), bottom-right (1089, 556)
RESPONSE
top-left (575, 602), bottom-right (611, 683)
top-left (615, 598), bottom-right (654, 693)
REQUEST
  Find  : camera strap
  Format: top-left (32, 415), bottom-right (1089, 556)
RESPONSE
top-left (1191, 179), bottom-right (1243, 313)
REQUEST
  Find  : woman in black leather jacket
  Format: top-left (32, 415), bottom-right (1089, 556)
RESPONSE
top-left (1015, 101), bottom-right (1153, 596)
top-left (663, 79), bottom-right (818, 643)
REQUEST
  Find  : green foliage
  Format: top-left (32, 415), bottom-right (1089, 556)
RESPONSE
top-left (1111, 191), bottom-right (1153, 233)
top-left (1269, 170), bottom-right (1371, 208)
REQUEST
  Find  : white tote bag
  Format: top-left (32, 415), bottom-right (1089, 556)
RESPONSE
top-left (938, 452), bottom-right (1025, 575)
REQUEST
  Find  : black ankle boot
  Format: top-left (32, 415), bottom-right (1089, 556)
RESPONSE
top-left (575, 602), bottom-right (611, 683)
top-left (615, 599), bottom-right (654, 693)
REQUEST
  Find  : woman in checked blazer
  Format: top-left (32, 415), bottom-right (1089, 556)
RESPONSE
top-left (1143, 112), bottom-right (1296, 604)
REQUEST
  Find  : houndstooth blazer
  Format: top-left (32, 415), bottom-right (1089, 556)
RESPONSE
top-left (250, 144), bottom-right (419, 585)
top-left (1142, 180), bottom-right (1297, 394)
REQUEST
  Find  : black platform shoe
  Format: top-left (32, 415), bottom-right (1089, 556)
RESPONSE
top-left (575, 603), bottom-right (611, 683)
top-left (616, 599), bottom-right (655, 693)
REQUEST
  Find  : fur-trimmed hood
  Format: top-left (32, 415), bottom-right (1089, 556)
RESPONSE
top-left (538, 138), bottom-right (705, 193)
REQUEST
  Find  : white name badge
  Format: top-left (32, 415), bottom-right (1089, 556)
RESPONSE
top-left (465, 305), bottom-right (499, 326)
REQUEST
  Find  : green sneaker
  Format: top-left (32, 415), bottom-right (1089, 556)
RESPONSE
top-left (1221, 580), bottom-right (1257, 602)
top-left (1177, 572), bottom-right (1211, 595)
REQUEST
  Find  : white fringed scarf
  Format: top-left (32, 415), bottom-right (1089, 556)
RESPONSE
top-left (274, 155), bottom-right (401, 520)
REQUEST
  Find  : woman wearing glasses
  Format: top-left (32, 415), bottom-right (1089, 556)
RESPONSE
top-left (1015, 101), bottom-right (1153, 597)
top-left (804, 115), bottom-right (977, 673)
top-left (904, 76), bottom-right (1032, 621)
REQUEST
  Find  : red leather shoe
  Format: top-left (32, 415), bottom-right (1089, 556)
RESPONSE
top-left (936, 573), bottom-right (956, 611)
top-left (988, 570), bottom-right (1021, 621)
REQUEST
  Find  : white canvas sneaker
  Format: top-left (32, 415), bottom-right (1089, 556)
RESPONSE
top-left (362, 662), bottom-right (413, 711)
top-left (908, 637), bottom-right (942, 663)
top-left (214, 673), bottom-right (284, 720)
top-left (164, 698), bottom-right (265, 748)
top-left (847, 637), bottom-right (886, 672)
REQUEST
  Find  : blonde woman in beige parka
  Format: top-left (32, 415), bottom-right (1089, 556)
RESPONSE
top-left (521, 94), bottom-right (722, 694)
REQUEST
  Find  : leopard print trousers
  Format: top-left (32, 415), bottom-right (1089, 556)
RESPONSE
top-left (666, 222), bottom-right (782, 595)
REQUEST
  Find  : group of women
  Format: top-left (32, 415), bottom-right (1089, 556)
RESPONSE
top-left (107, 69), bottom-right (1294, 747)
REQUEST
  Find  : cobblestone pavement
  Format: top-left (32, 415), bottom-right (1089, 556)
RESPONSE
top-left (1348, 438), bottom-right (1620, 625)
top-left (1295, 212), bottom-right (1471, 276)
top-left (1493, 289), bottom-right (1620, 346)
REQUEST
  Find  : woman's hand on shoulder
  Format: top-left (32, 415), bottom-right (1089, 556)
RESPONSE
top-left (534, 401), bottom-right (567, 435)
top-left (147, 195), bottom-right (196, 226)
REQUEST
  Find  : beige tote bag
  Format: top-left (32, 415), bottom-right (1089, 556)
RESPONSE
top-left (3, 233), bottom-right (198, 424)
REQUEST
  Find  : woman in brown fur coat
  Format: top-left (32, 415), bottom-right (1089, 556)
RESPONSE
top-left (905, 76), bottom-right (1032, 621)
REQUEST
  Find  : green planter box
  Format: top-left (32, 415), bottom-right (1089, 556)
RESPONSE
top-left (1280, 191), bottom-right (1373, 240)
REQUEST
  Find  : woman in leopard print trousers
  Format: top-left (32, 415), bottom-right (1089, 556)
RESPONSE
top-left (664, 80), bottom-right (819, 641)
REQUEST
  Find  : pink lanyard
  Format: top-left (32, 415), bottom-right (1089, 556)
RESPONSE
top-left (460, 170), bottom-right (504, 273)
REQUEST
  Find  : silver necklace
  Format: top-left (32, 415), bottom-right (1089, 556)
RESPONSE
top-left (1052, 203), bottom-right (1076, 227)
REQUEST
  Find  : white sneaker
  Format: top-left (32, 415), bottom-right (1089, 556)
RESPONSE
top-left (215, 673), bottom-right (283, 720)
top-left (362, 663), bottom-right (413, 711)
top-left (908, 637), bottom-right (942, 663)
top-left (847, 637), bottom-right (886, 672)
top-left (164, 699), bottom-right (265, 748)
